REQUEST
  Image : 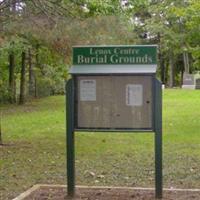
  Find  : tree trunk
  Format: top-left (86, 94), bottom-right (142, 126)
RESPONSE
top-left (34, 46), bottom-right (40, 98)
top-left (0, 131), bottom-right (2, 145)
top-left (19, 52), bottom-right (26, 104)
top-left (8, 52), bottom-right (16, 103)
top-left (157, 32), bottom-right (165, 83)
top-left (164, 60), bottom-right (168, 85)
top-left (7, 0), bottom-right (17, 104)
top-left (28, 49), bottom-right (35, 97)
top-left (183, 51), bottom-right (190, 74)
top-left (34, 77), bottom-right (38, 98)
top-left (8, 0), bottom-right (17, 13)
top-left (160, 57), bottom-right (165, 84)
top-left (0, 112), bottom-right (2, 145)
top-left (180, 69), bottom-right (184, 87)
top-left (169, 53), bottom-right (175, 88)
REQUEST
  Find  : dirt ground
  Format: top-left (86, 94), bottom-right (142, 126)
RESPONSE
top-left (24, 186), bottom-right (200, 200)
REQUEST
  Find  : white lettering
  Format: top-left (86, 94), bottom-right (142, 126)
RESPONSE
top-left (114, 48), bottom-right (140, 55)
top-left (148, 56), bottom-right (153, 63)
top-left (89, 48), bottom-right (95, 55)
top-left (110, 55), bottom-right (118, 63)
top-left (78, 55), bottom-right (84, 64)
top-left (90, 48), bottom-right (111, 55)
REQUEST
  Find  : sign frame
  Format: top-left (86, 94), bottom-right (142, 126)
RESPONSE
top-left (66, 45), bottom-right (162, 199)
top-left (73, 73), bottom-right (155, 132)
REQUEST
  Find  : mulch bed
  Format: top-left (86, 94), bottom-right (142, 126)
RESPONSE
top-left (23, 186), bottom-right (200, 200)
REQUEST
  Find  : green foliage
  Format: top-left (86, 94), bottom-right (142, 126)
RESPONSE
top-left (0, 0), bottom-right (200, 103)
top-left (66, 0), bottom-right (122, 17)
top-left (131, 0), bottom-right (200, 84)
top-left (190, 46), bottom-right (200, 70)
top-left (0, 49), bottom-right (9, 103)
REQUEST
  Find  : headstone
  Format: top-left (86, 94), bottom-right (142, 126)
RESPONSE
top-left (182, 73), bottom-right (195, 89)
top-left (196, 78), bottom-right (200, 89)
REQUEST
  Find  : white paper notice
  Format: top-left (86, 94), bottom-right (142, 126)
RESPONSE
top-left (126, 84), bottom-right (143, 106)
top-left (80, 80), bottom-right (96, 101)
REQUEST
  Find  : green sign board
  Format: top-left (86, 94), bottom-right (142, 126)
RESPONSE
top-left (73, 45), bottom-right (157, 65)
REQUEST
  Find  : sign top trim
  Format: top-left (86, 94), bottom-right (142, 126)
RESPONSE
top-left (73, 44), bottom-right (158, 47)
top-left (73, 45), bottom-right (157, 66)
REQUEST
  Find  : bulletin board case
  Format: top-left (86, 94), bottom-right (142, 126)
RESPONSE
top-left (73, 74), bottom-right (155, 132)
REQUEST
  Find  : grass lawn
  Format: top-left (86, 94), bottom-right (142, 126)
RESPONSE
top-left (1, 89), bottom-right (200, 200)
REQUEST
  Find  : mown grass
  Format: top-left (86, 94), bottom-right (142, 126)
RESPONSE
top-left (0, 89), bottom-right (200, 200)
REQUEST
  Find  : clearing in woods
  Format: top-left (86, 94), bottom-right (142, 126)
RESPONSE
top-left (0, 89), bottom-right (200, 200)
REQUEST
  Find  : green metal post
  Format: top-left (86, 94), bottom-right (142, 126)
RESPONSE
top-left (66, 79), bottom-right (75, 197)
top-left (154, 78), bottom-right (163, 199)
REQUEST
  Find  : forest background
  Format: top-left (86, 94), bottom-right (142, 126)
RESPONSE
top-left (0, 0), bottom-right (200, 104)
